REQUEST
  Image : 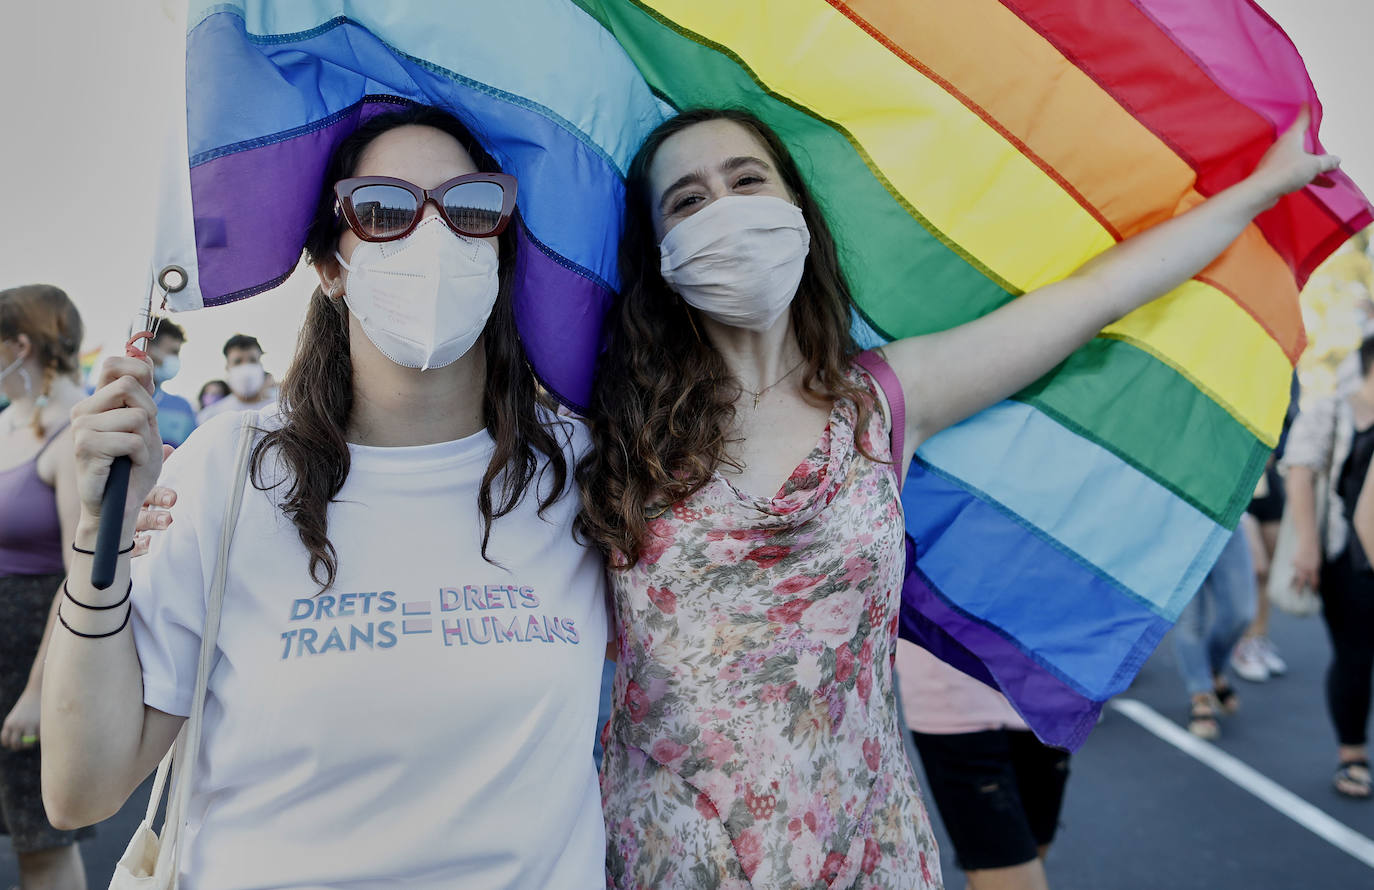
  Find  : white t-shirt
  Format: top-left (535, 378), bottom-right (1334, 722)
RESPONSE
top-left (131, 408), bottom-right (609, 890)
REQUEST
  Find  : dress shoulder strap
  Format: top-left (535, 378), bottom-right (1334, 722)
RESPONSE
top-left (852, 350), bottom-right (906, 492)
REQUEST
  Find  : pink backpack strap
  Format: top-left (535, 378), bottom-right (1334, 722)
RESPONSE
top-left (853, 349), bottom-right (906, 491)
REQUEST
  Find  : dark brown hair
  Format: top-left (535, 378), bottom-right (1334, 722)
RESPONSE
top-left (576, 108), bottom-right (876, 566)
top-left (256, 104), bottom-right (568, 589)
top-left (1360, 334), bottom-right (1374, 377)
top-left (0, 284), bottom-right (84, 438)
top-left (222, 333), bottom-right (262, 358)
top-left (152, 319), bottom-right (185, 346)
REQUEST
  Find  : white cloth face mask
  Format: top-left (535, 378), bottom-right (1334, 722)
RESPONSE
top-left (336, 217), bottom-right (500, 371)
top-left (658, 194), bottom-right (811, 333)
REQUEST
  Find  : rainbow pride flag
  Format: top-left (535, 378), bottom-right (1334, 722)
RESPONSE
top-left (157, 1), bottom-right (1370, 749)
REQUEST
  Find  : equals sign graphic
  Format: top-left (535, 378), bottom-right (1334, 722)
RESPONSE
top-left (402, 600), bottom-right (433, 634)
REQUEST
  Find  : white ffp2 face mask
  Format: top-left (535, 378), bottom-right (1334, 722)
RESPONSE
top-left (226, 361), bottom-right (266, 399)
top-left (337, 218), bottom-right (500, 371)
top-left (658, 195), bottom-right (811, 333)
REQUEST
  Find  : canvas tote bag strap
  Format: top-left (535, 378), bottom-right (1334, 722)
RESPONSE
top-left (141, 745), bottom-right (175, 826)
top-left (153, 417), bottom-right (258, 887)
top-left (853, 349), bottom-right (907, 492)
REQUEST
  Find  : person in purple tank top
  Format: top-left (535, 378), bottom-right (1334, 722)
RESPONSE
top-left (0, 284), bottom-right (91, 890)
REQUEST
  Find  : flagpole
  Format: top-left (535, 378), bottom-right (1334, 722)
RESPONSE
top-left (91, 266), bottom-right (185, 589)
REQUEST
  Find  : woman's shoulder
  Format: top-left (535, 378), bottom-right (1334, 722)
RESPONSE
top-left (1292, 394), bottom-right (1344, 431)
top-left (846, 354), bottom-right (896, 440)
top-left (164, 407), bottom-right (278, 483)
top-left (1281, 395), bottom-right (1345, 470)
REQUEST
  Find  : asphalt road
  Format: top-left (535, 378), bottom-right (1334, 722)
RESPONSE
top-left (4, 609), bottom-right (1371, 889)
top-left (920, 608), bottom-right (1374, 890)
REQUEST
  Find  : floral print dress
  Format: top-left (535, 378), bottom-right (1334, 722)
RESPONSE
top-left (601, 366), bottom-right (942, 889)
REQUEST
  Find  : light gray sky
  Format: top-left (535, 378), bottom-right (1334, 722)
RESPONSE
top-left (0, 0), bottom-right (1370, 401)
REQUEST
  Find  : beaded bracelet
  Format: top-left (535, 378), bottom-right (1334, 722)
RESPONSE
top-left (63, 579), bottom-right (132, 611)
top-left (71, 540), bottom-right (136, 556)
top-left (57, 601), bottom-right (132, 639)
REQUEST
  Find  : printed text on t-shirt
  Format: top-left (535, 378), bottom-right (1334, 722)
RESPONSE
top-left (279, 586), bottom-right (581, 658)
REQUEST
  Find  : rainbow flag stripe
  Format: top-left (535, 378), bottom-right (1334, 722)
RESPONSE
top-left (164, 0), bottom-right (1370, 748)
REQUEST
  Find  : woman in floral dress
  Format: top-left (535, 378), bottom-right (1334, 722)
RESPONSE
top-left (577, 108), bottom-right (1335, 887)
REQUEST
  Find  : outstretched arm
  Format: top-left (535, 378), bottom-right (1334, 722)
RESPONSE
top-left (885, 108), bottom-right (1339, 451)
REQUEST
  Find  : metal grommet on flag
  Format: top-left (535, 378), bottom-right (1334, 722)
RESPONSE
top-left (158, 265), bottom-right (188, 294)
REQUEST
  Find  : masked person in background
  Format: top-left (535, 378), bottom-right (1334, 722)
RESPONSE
top-left (147, 320), bottom-right (198, 448)
top-left (0, 285), bottom-right (91, 890)
top-left (197, 379), bottom-right (229, 414)
top-left (196, 333), bottom-right (279, 424)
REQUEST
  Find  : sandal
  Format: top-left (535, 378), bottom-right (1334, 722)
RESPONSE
top-left (1187, 696), bottom-right (1220, 740)
top-left (1334, 760), bottom-right (1372, 800)
top-left (1213, 681), bottom-right (1240, 716)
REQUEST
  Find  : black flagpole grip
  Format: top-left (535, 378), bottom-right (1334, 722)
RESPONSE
top-left (91, 456), bottom-right (132, 590)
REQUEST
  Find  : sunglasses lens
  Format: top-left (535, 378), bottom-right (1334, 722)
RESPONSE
top-left (442, 181), bottom-right (507, 236)
top-left (349, 184), bottom-right (419, 240)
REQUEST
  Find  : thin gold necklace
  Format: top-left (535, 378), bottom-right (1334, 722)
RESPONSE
top-left (744, 358), bottom-right (805, 409)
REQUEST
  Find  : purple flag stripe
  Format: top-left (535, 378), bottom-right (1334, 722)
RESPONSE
top-left (514, 219), bottom-right (616, 411)
top-left (902, 565), bottom-right (1120, 751)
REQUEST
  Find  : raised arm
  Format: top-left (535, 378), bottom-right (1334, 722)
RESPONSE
top-left (40, 356), bottom-right (184, 829)
top-left (885, 108), bottom-right (1339, 451)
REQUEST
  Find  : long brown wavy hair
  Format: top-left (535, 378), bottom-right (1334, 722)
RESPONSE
top-left (0, 284), bottom-right (83, 438)
top-left (576, 108), bottom-right (877, 567)
top-left (256, 104), bottom-right (568, 589)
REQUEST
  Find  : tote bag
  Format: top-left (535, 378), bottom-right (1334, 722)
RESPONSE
top-left (109, 418), bottom-right (256, 889)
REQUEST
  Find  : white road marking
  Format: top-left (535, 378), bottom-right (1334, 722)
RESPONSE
top-left (1111, 697), bottom-right (1374, 870)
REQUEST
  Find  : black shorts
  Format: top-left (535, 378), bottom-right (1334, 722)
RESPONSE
top-left (912, 728), bottom-right (1070, 871)
top-left (1246, 463), bottom-right (1285, 523)
top-left (0, 573), bottom-right (95, 853)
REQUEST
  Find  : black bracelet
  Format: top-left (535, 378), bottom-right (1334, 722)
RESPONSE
top-left (63, 579), bottom-right (132, 611)
top-left (57, 600), bottom-right (132, 639)
top-left (71, 540), bottom-right (136, 556)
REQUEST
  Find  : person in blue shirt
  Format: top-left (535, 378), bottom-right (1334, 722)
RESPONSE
top-left (147, 322), bottom-right (196, 448)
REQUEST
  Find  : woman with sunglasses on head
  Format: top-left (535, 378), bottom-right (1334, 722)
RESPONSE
top-left (41, 106), bottom-right (608, 889)
top-left (576, 108), bottom-right (1338, 888)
